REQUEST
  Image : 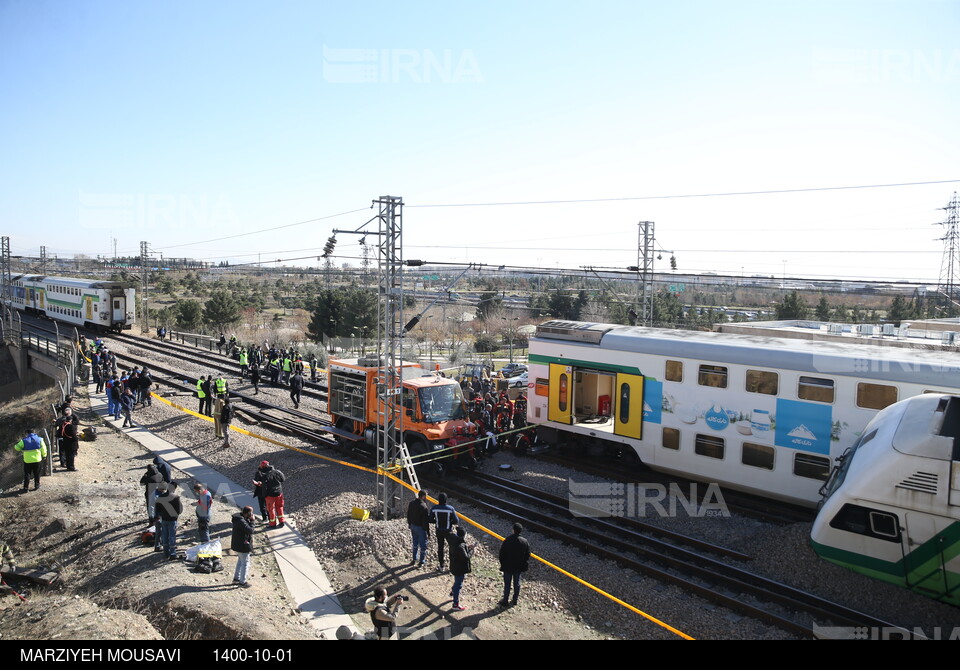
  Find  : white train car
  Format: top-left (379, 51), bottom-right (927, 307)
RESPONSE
top-left (811, 393), bottom-right (960, 606)
top-left (6, 274), bottom-right (136, 332)
top-left (526, 320), bottom-right (960, 507)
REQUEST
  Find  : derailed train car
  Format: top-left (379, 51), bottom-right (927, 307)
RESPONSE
top-left (526, 320), bottom-right (960, 507)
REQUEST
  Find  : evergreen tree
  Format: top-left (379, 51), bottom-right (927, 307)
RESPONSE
top-left (815, 296), bottom-right (831, 321)
top-left (203, 290), bottom-right (242, 331)
top-left (775, 291), bottom-right (809, 320)
top-left (307, 289), bottom-right (346, 343)
top-left (175, 299), bottom-right (203, 331)
top-left (887, 295), bottom-right (911, 325)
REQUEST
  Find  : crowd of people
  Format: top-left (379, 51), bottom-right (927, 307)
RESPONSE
top-left (11, 333), bottom-right (538, 638)
top-left (137, 455), bottom-right (284, 587)
top-left (403, 488), bottom-right (531, 618)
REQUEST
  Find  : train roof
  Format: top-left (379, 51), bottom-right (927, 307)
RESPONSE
top-left (12, 274), bottom-right (135, 290)
top-left (533, 320), bottom-right (960, 388)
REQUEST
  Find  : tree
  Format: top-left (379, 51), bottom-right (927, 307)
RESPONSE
top-left (307, 289), bottom-right (346, 343)
top-left (203, 290), bottom-right (242, 332)
top-left (775, 291), bottom-right (808, 320)
top-left (476, 291), bottom-right (504, 321)
top-left (815, 296), bottom-right (831, 321)
top-left (341, 289), bottom-right (378, 336)
top-left (175, 299), bottom-right (203, 331)
top-left (887, 295), bottom-right (911, 325)
top-left (653, 289), bottom-right (684, 327)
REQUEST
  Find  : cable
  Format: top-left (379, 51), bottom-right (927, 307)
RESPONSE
top-left (152, 207), bottom-right (368, 251)
top-left (407, 179), bottom-right (960, 208)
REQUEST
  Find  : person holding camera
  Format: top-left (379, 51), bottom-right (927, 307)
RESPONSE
top-left (365, 586), bottom-right (405, 640)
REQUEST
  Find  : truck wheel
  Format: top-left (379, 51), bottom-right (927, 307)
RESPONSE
top-left (409, 440), bottom-right (442, 479)
top-left (335, 418), bottom-right (357, 454)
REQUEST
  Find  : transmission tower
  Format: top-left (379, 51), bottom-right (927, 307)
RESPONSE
top-left (39, 246), bottom-right (47, 275)
top-left (936, 192), bottom-right (960, 317)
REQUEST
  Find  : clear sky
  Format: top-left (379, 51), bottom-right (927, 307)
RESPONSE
top-left (1, 0), bottom-right (958, 283)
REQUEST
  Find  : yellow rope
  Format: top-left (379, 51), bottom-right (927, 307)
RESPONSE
top-left (148, 391), bottom-right (694, 640)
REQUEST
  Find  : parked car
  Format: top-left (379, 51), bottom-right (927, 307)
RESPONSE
top-left (500, 363), bottom-right (527, 378)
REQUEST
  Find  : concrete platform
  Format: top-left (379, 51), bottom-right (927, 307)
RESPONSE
top-left (89, 385), bottom-right (358, 640)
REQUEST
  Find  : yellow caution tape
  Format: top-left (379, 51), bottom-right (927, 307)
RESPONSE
top-left (151, 391), bottom-right (694, 640)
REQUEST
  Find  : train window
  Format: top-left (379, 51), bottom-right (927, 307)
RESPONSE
top-left (695, 433), bottom-right (724, 459)
top-left (798, 376), bottom-right (834, 403)
top-left (869, 511), bottom-right (899, 539)
top-left (698, 365), bottom-right (727, 388)
top-left (794, 453), bottom-right (830, 481)
top-left (558, 373), bottom-right (568, 413)
top-left (745, 370), bottom-right (778, 395)
top-left (856, 383), bottom-right (897, 410)
top-left (665, 360), bottom-right (683, 382)
top-left (741, 442), bottom-right (774, 470)
top-left (829, 504), bottom-right (901, 543)
top-left (662, 427), bottom-right (680, 450)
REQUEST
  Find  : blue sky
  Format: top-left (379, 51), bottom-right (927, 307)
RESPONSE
top-left (1, 0), bottom-right (958, 282)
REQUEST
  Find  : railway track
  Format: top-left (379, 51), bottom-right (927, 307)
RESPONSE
top-left (93, 331), bottom-right (910, 638)
top-left (430, 469), bottom-right (899, 638)
top-left (536, 452), bottom-right (816, 525)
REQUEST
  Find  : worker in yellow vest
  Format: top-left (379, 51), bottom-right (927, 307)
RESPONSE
top-left (196, 378), bottom-right (206, 415)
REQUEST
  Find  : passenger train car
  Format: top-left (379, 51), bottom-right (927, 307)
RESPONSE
top-left (811, 394), bottom-right (960, 606)
top-left (526, 320), bottom-right (960, 507)
top-left (4, 274), bottom-right (136, 332)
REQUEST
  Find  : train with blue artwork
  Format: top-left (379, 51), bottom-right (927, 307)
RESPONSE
top-left (525, 320), bottom-right (960, 507)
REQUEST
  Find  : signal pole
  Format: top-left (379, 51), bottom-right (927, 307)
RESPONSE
top-left (140, 241), bottom-right (150, 333)
top-left (335, 196), bottom-right (420, 519)
top-left (638, 221), bottom-right (655, 326)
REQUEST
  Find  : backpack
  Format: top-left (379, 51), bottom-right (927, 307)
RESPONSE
top-left (195, 556), bottom-right (223, 574)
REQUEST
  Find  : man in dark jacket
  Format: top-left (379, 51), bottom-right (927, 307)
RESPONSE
top-left (406, 490), bottom-right (430, 567)
top-left (55, 407), bottom-right (80, 471)
top-left (498, 523), bottom-right (531, 607)
top-left (138, 368), bottom-right (153, 407)
top-left (155, 481), bottom-right (184, 560)
top-left (153, 455), bottom-right (173, 484)
top-left (231, 505), bottom-right (255, 586)
top-left (447, 526), bottom-right (473, 611)
top-left (252, 460), bottom-right (270, 521)
top-left (429, 492), bottom-right (459, 572)
top-left (201, 376), bottom-right (213, 416)
top-left (289, 371), bottom-right (304, 409)
top-left (249, 364), bottom-right (261, 395)
top-left (254, 463), bottom-right (286, 528)
top-left (140, 463), bottom-right (164, 523)
top-left (120, 388), bottom-right (137, 428)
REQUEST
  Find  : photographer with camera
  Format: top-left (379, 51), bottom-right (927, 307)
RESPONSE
top-left (365, 586), bottom-right (406, 640)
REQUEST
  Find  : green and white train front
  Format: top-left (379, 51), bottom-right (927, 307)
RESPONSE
top-left (811, 393), bottom-right (960, 606)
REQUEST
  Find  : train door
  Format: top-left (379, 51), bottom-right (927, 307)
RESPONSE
top-left (112, 296), bottom-right (125, 325)
top-left (902, 512), bottom-right (959, 602)
top-left (548, 364), bottom-right (573, 425)
top-left (614, 373), bottom-right (644, 440)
